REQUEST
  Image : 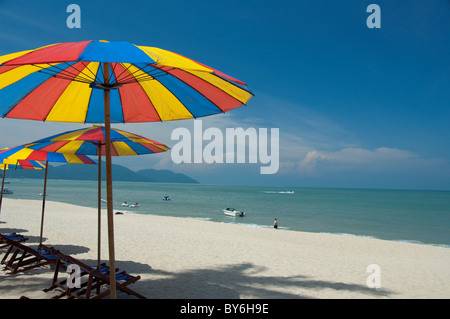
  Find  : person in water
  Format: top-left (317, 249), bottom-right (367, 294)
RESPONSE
top-left (273, 218), bottom-right (278, 229)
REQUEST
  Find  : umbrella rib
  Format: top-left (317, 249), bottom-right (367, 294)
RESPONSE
top-left (95, 62), bottom-right (105, 85)
top-left (77, 61), bottom-right (99, 82)
top-left (115, 63), bottom-right (169, 85)
top-left (138, 64), bottom-right (172, 79)
top-left (32, 64), bottom-right (76, 80)
top-left (112, 63), bottom-right (135, 84)
top-left (117, 63), bottom-right (148, 84)
top-left (60, 62), bottom-right (85, 77)
top-left (33, 63), bottom-right (95, 84)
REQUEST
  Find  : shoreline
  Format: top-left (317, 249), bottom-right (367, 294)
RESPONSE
top-left (121, 211), bottom-right (450, 250)
top-left (6, 179), bottom-right (450, 248)
top-left (1, 198), bottom-right (450, 299)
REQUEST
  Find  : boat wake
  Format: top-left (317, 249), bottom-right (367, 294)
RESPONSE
top-left (263, 190), bottom-right (294, 194)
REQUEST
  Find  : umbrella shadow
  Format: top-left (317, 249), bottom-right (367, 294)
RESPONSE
top-left (0, 268), bottom-right (54, 297)
top-left (0, 257), bottom-right (394, 299)
top-left (0, 227), bottom-right (29, 235)
top-left (0, 228), bottom-right (91, 255)
top-left (113, 262), bottom-right (394, 299)
top-left (44, 244), bottom-right (90, 256)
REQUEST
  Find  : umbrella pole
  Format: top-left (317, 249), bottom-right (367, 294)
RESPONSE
top-left (97, 146), bottom-right (102, 294)
top-left (0, 166), bottom-right (6, 218)
top-left (103, 62), bottom-right (117, 299)
top-left (39, 161), bottom-right (49, 246)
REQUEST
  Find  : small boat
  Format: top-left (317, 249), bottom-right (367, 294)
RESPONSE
top-left (162, 196), bottom-right (171, 201)
top-left (223, 208), bottom-right (245, 217)
top-left (2, 188), bottom-right (13, 194)
top-left (121, 202), bottom-right (129, 207)
top-left (101, 198), bottom-right (107, 203)
top-left (129, 203), bottom-right (140, 208)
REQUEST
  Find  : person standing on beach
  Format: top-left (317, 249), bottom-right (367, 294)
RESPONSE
top-left (273, 218), bottom-right (278, 229)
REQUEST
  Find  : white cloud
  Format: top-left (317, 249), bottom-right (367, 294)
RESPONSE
top-left (293, 147), bottom-right (441, 174)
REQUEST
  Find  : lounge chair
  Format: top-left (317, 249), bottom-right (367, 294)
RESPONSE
top-left (0, 233), bottom-right (28, 249)
top-left (1, 238), bottom-right (58, 274)
top-left (42, 245), bottom-right (146, 299)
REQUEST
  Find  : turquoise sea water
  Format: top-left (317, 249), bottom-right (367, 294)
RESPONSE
top-left (3, 178), bottom-right (450, 248)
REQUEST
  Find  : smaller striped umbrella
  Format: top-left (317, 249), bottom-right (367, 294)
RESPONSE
top-left (21, 125), bottom-right (169, 269)
top-left (1, 159), bottom-right (46, 170)
top-left (0, 145), bottom-right (96, 164)
top-left (23, 125), bottom-right (169, 156)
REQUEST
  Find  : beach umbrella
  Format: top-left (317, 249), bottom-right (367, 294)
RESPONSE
top-left (1, 159), bottom-right (46, 170)
top-left (0, 146), bottom-right (95, 245)
top-left (0, 40), bottom-right (253, 298)
top-left (0, 145), bottom-right (96, 165)
top-left (25, 125), bottom-right (170, 157)
top-left (22, 125), bottom-right (170, 270)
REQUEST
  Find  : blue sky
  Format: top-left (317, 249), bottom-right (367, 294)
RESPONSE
top-left (0, 0), bottom-right (449, 190)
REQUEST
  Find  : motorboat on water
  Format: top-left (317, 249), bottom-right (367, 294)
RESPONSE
top-left (2, 188), bottom-right (13, 194)
top-left (162, 196), bottom-right (171, 201)
top-left (223, 208), bottom-right (245, 217)
top-left (122, 201), bottom-right (139, 208)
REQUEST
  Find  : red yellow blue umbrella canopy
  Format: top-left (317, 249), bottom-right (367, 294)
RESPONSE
top-left (23, 125), bottom-right (170, 156)
top-left (1, 159), bottom-right (46, 170)
top-left (0, 145), bottom-right (96, 164)
top-left (0, 40), bottom-right (253, 123)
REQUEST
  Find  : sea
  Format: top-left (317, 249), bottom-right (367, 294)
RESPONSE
top-left (3, 178), bottom-right (450, 248)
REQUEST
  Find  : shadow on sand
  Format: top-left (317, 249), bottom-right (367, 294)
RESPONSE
top-left (1, 226), bottom-right (394, 299)
top-left (111, 260), bottom-right (394, 299)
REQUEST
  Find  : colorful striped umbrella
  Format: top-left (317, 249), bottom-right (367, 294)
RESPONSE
top-left (24, 125), bottom-right (170, 156)
top-left (0, 40), bottom-right (253, 123)
top-left (0, 40), bottom-right (253, 298)
top-left (20, 125), bottom-right (169, 269)
top-left (0, 145), bottom-right (96, 164)
top-left (1, 160), bottom-right (46, 170)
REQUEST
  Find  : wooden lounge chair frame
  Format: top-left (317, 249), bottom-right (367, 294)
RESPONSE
top-left (0, 233), bottom-right (28, 249)
top-left (41, 245), bottom-right (146, 299)
top-left (0, 238), bottom-right (58, 274)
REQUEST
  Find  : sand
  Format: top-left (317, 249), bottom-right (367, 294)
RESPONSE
top-left (0, 198), bottom-right (449, 299)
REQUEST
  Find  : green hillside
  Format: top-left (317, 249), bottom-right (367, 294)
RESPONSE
top-left (3, 162), bottom-right (198, 184)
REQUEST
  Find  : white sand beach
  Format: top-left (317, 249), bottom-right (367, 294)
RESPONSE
top-left (0, 198), bottom-right (449, 299)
